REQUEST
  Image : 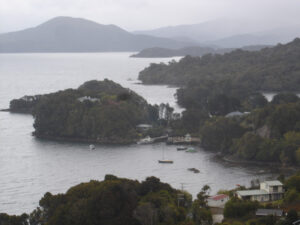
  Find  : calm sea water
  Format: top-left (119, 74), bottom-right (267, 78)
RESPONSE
top-left (0, 53), bottom-right (276, 215)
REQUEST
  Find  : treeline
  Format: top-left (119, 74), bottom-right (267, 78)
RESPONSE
top-left (138, 38), bottom-right (300, 165)
top-left (169, 93), bottom-right (300, 165)
top-left (10, 79), bottom-right (160, 144)
top-left (138, 38), bottom-right (300, 92)
top-left (200, 94), bottom-right (300, 165)
top-left (0, 175), bottom-right (212, 225)
top-left (2, 173), bottom-right (300, 225)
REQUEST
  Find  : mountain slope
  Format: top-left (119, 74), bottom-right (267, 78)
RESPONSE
top-left (208, 25), bottom-right (300, 48)
top-left (136, 20), bottom-right (300, 48)
top-left (0, 16), bottom-right (190, 53)
top-left (134, 19), bottom-right (262, 44)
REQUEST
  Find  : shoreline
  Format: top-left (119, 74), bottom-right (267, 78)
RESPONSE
top-left (215, 154), bottom-right (299, 174)
top-left (33, 133), bottom-right (136, 145)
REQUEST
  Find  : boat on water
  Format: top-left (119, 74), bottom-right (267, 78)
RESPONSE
top-left (158, 147), bottom-right (173, 164)
top-left (186, 147), bottom-right (197, 153)
top-left (158, 160), bottom-right (174, 164)
top-left (137, 136), bottom-right (154, 144)
top-left (177, 146), bottom-right (187, 151)
top-left (89, 144), bottom-right (95, 150)
top-left (188, 168), bottom-right (200, 173)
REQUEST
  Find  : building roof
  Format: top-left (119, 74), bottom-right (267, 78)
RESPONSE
top-left (237, 189), bottom-right (268, 196)
top-left (136, 124), bottom-right (152, 128)
top-left (263, 180), bottom-right (283, 186)
top-left (225, 111), bottom-right (244, 117)
top-left (256, 209), bottom-right (283, 217)
top-left (208, 194), bottom-right (229, 201)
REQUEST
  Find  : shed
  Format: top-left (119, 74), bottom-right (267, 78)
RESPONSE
top-left (256, 209), bottom-right (283, 217)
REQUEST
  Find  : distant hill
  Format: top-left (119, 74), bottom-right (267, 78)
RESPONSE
top-left (135, 20), bottom-right (300, 48)
top-left (131, 45), bottom-right (270, 58)
top-left (134, 19), bottom-right (253, 44)
top-left (131, 46), bottom-right (215, 58)
top-left (0, 17), bottom-right (191, 53)
top-left (207, 25), bottom-right (300, 48)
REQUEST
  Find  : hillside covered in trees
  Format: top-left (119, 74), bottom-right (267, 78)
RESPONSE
top-left (139, 38), bottom-right (300, 92)
top-left (138, 38), bottom-right (300, 165)
top-left (0, 175), bottom-right (213, 225)
top-left (2, 174), bottom-right (300, 225)
top-left (9, 80), bottom-right (159, 144)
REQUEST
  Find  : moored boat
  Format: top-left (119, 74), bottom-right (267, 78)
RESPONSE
top-left (177, 146), bottom-right (187, 151)
top-left (186, 147), bottom-right (197, 153)
top-left (158, 160), bottom-right (174, 164)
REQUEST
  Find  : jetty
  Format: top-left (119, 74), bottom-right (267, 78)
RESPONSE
top-left (167, 133), bottom-right (200, 145)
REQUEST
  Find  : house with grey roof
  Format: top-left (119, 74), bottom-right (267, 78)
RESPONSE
top-left (236, 180), bottom-right (284, 202)
top-left (256, 209), bottom-right (283, 217)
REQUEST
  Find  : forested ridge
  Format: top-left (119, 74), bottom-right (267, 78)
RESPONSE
top-left (2, 174), bottom-right (300, 225)
top-left (0, 175), bottom-right (212, 225)
top-left (139, 38), bottom-right (300, 92)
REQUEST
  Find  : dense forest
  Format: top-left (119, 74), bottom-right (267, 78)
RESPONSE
top-left (169, 92), bottom-right (300, 165)
top-left (138, 38), bottom-right (300, 165)
top-left (0, 175), bottom-right (212, 225)
top-left (10, 80), bottom-right (160, 144)
top-left (2, 173), bottom-right (300, 225)
top-left (201, 96), bottom-right (300, 164)
top-left (138, 38), bottom-right (300, 92)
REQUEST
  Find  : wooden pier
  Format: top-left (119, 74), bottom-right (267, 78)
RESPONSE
top-left (166, 136), bottom-right (200, 145)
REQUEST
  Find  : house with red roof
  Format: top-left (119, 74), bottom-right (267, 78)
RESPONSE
top-left (207, 194), bottom-right (229, 208)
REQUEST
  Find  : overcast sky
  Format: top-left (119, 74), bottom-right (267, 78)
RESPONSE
top-left (1, 0), bottom-right (300, 33)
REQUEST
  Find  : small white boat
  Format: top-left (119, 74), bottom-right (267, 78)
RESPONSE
top-left (177, 146), bottom-right (187, 151)
top-left (137, 136), bottom-right (154, 144)
top-left (186, 147), bottom-right (197, 153)
top-left (89, 144), bottom-right (95, 150)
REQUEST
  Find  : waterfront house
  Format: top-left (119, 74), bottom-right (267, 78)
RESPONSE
top-left (136, 124), bottom-right (152, 131)
top-left (207, 194), bottom-right (229, 207)
top-left (185, 133), bottom-right (191, 142)
top-left (236, 180), bottom-right (284, 202)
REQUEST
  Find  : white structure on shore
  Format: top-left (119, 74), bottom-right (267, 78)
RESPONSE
top-left (77, 96), bottom-right (99, 103)
top-left (237, 180), bottom-right (284, 202)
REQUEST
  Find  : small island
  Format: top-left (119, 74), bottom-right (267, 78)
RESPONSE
top-left (9, 79), bottom-right (161, 144)
top-left (130, 45), bottom-right (269, 58)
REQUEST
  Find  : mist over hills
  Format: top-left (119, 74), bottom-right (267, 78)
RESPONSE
top-left (0, 17), bottom-right (191, 53)
top-left (135, 19), bottom-right (300, 48)
top-left (1, 16), bottom-right (300, 52)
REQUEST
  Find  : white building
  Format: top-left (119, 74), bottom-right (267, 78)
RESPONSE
top-left (237, 180), bottom-right (284, 202)
top-left (77, 96), bottom-right (99, 103)
top-left (185, 133), bottom-right (191, 142)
